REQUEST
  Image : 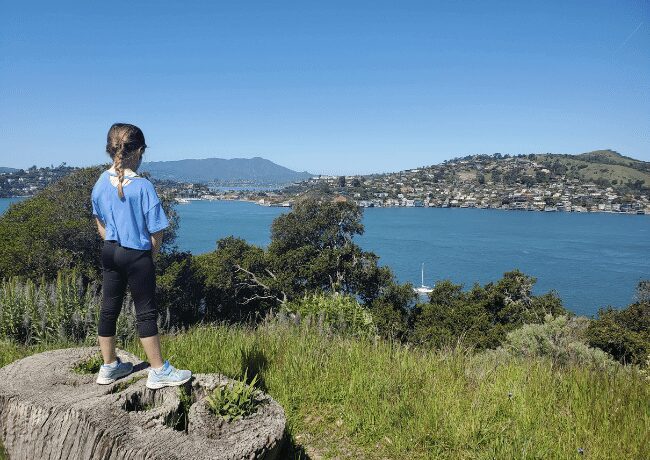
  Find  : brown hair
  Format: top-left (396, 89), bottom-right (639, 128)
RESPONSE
top-left (105, 123), bottom-right (147, 199)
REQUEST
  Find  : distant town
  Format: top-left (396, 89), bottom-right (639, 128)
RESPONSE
top-left (2, 150), bottom-right (649, 215)
top-left (168, 151), bottom-right (650, 215)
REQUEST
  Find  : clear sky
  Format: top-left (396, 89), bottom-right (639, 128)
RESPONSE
top-left (1, 1), bottom-right (648, 175)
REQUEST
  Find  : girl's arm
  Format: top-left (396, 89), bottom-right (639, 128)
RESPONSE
top-left (151, 230), bottom-right (164, 258)
top-left (95, 217), bottom-right (106, 240)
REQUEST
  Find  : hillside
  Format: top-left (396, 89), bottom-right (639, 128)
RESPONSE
top-left (141, 157), bottom-right (313, 184)
top-left (285, 149), bottom-right (650, 213)
top-left (533, 150), bottom-right (650, 188)
top-left (0, 167), bottom-right (20, 174)
top-left (1, 322), bottom-right (648, 459)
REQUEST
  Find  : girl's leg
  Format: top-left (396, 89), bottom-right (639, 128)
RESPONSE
top-left (126, 250), bottom-right (164, 368)
top-left (99, 336), bottom-right (117, 364)
top-left (99, 242), bottom-right (127, 364)
top-left (139, 334), bottom-right (164, 369)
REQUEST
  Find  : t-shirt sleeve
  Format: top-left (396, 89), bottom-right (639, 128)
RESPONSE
top-left (142, 181), bottom-right (170, 233)
top-left (91, 187), bottom-right (102, 220)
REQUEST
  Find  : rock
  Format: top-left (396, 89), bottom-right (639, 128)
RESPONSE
top-left (0, 347), bottom-right (286, 459)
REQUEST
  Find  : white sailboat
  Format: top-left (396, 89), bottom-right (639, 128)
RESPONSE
top-left (414, 263), bottom-right (434, 295)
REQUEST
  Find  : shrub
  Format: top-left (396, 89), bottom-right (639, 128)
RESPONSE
top-left (156, 251), bottom-right (205, 330)
top-left (282, 292), bottom-right (378, 339)
top-left (408, 272), bottom-right (567, 350)
top-left (586, 288), bottom-right (650, 365)
top-left (502, 315), bottom-right (617, 370)
top-left (0, 270), bottom-right (101, 344)
top-left (0, 165), bottom-right (178, 282)
top-left (206, 371), bottom-right (262, 421)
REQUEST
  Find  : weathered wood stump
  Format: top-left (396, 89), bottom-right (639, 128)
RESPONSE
top-left (0, 347), bottom-right (286, 459)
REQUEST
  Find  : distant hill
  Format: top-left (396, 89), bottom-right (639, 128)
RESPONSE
top-left (533, 150), bottom-right (650, 188)
top-left (141, 157), bottom-right (313, 184)
top-left (0, 167), bottom-right (21, 174)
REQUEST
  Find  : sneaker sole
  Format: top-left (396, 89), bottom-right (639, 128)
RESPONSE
top-left (145, 375), bottom-right (192, 390)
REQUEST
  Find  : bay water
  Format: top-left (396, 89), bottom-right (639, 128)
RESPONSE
top-left (2, 197), bottom-right (648, 316)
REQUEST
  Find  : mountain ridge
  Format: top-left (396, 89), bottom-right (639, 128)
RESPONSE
top-left (141, 157), bottom-right (313, 184)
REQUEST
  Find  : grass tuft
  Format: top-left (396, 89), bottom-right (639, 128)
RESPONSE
top-left (72, 353), bottom-right (103, 375)
top-left (206, 370), bottom-right (262, 422)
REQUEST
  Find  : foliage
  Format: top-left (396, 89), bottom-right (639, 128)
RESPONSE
top-left (0, 164), bottom-right (179, 282)
top-left (194, 237), bottom-right (274, 323)
top-left (72, 353), bottom-right (104, 374)
top-left (409, 271), bottom-right (567, 350)
top-left (586, 284), bottom-right (650, 365)
top-left (0, 166), bottom-right (105, 281)
top-left (123, 322), bottom-right (649, 459)
top-left (195, 199), bottom-right (415, 334)
top-left (155, 251), bottom-right (205, 330)
top-left (640, 355), bottom-right (650, 382)
top-left (0, 270), bottom-right (190, 346)
top-left (0, 270), bottom-right (101, 344)
top-left (501, 315), bottom-right (617, 370)
top-left (282, 293), bottom-right (377, 339)
top-left (267, 197), bottom-right (365, 297)
top-left (206, 370), bottom-right (262, 422)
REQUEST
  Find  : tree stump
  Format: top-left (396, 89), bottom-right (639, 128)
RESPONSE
top-left (0, 347), bottom-right (286, 459)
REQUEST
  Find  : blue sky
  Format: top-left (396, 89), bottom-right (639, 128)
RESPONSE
top-left (1, 1), bottom-right (648, 175)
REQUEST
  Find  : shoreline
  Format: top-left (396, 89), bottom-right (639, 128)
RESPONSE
top-left (2, 195), bottom-right (647, 216)
top-left (181, 196), bottom-right (649, 215)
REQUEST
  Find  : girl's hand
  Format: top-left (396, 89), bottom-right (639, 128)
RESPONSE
top-left (95, 217), bottom-right (106, 240)
top-left (151, 230), bottom-right (164, 258)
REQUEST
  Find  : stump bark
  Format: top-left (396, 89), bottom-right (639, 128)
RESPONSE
top-left (0, 348), bottom-right (286, 459)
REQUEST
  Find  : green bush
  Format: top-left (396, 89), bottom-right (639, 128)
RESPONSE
top-left (206, 371), bottom-right (262, 421)
top-left (0, 270), bottom-right (101, 344)
top-left (0, 165), bottom-right (178, 282)
top-left (587, 302), bottom-right (650, 365)
top-left (502, 315), bottom-right (617, 370)
top-left (282, 292), bottom-right (378, 339)
top-left (409, 272), bottom-right (567, 350)
top-left (156, 251), bottom-right (205, 330)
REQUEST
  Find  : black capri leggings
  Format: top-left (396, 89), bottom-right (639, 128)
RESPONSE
top-left (99, 240), bottom-right (159, 338)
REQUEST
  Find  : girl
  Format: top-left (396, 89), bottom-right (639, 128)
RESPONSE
top-left (91, 123), bottom-right (191, 389)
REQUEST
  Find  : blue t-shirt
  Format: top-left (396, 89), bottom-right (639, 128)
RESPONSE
top-left (91, 170), bottom-right (169, 250)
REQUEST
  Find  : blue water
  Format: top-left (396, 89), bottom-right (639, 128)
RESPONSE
top-left (0, 197), bottom-right (27, 214)
top-left (2, 197), bottom-right (649, 316)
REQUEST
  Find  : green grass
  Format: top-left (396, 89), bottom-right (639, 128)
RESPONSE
top-left (534, 153), bottom-right (650, 187)
top-left (72, 353), bottom-right (104, 375)
top-left (1, 323), bottom-right (648, 459)
top-left (206, 370), bottom-right (263, 421)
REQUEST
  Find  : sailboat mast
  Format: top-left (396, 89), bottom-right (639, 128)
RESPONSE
top-left (421, 263), bottom-right (424, 286)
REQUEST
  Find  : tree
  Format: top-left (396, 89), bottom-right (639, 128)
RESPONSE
top-left (155, 251), bottom-right (204, 330)
top-left (194, 237), bottom-right (276, 323)
top-left (266, 198), bottom-right (365, 297)
top-left (222, 198), bottom-right (416, 335)
top-left (338, 176), bottom-right (346, 188)
top-left (409, 271), bottom-right (566, 350)
top-left (586, 282), bottom-right (650, 365)
top-left (0, 165), bottom-right (178, 281)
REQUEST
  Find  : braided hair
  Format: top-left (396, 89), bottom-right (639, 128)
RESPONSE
top-left (106, 123), bottom-right (147, 199)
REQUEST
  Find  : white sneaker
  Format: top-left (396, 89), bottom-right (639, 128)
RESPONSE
top-left (146, 360), bottom-right (192, 389)
top-left (96, 357), bottom-right (134, 385)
